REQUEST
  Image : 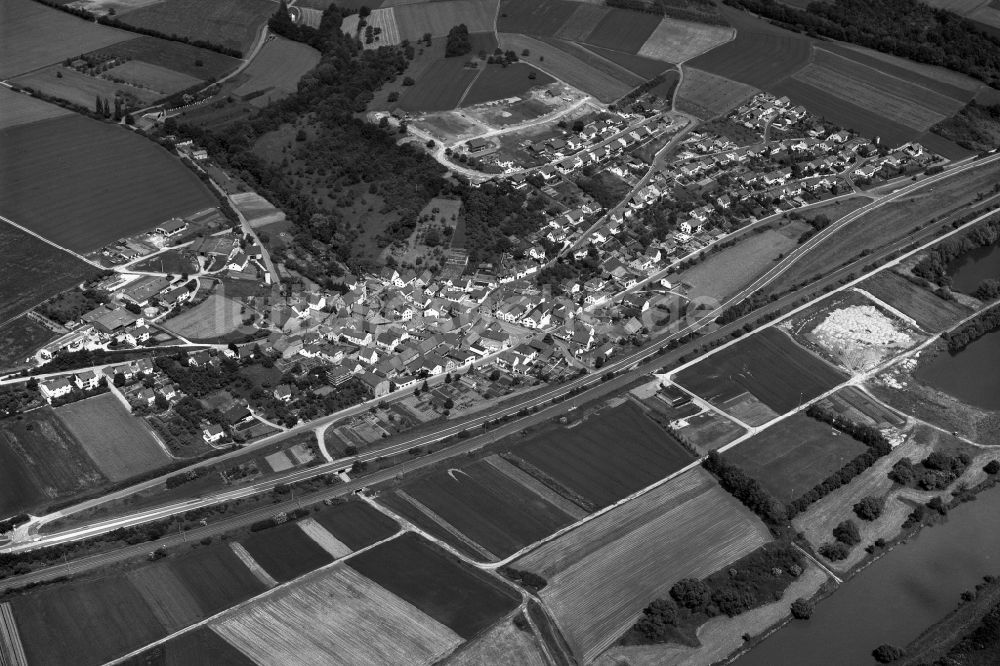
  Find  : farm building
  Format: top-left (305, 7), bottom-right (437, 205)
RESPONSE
top-left (155, 218), bottom-right (188, 236)
top-left (120, 276), bottom-right (172, 306)
top-left (467, 137), bottom-right (490, 153)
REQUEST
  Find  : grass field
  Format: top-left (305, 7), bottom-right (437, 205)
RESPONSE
top-left (538, 37), bottom-right (646, 87)
top-left (817, 385), bottom-right (907, 429)
top-left (392, 35), bottom-right (497, 111)
top-left (497, 0), bottom-right (579, 36)
top-left (239, 521), bottom-right (335, 582)
top-left (117, 0), bottom-right (274, 53)
top-left (0, 316), bottom-right (57, 371)
top-left (448, 617), bottom-right (548, 666)
top-left (105, 60), bottom-right (203, 95)
top-left (673, 411), bottom-right (746, 452)
top-left (0, 0), bottom-right (132, 79)
top-left (232, 36), bottom-right (320, 107)
top-left (460, 63), bottom-right (555, 106)
top-left (637, 18), bottom-right (733, 64)
top-left (0, 115), bottom-right (215, 253)
top-left (0, 87), bottom-right (72, 130)
top-left (12, 63), bottom-right (163, 108)
top-left (507, 401), bottom-right (696, 508)
top-left (55, 393), bottom-right (170, 481)
top-left (393, 0), bottom-right (499, 41)
top-left (861, 270), bottom-right (972, 332)
top-left (311, 501), bottom-right (398, 549)
top-left (213, 565), bottom-right (462, 666)
top-left (122, 626), bottom-right (255, 666)
top-left (676, 66), bottom-right (759, 119)
top-left (383, 459), bottom-right (577, 558)
top-left (162, 292), bottom-right (246, 341)
top-left (12, 574), bottom-right (165, 666)
top-left (167, 543), bottom-right (268, 617)
top-left (580, 44), bottom-right (670, 80)
top-left (498, 33), bottom-right (632, 102)
top-left (724, 412), bottom-right (869, 503)
top-left (127, 565), bottom-right (204, 633)
top-left (87, 36), bottom-right (242, 81)
top-left (0, 408), bottom-right (106, 519)
top-left (515, 467), bottom-right (772, 663)
top-left (582, 7), bottom-right (659, 52)
top-left (348, 532), bottom-right (521, 639)
top-left (554, 3), bottom-right (609, 42)
top-left (674, 327), bottom-right (848, 416)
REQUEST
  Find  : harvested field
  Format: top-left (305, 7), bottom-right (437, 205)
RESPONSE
top-left (12, 63), bottom-right (162, 108)
top-left (239, 521), bottom-right (334, 582)
top-left (638, 18), bottom-right (733, 64)
top-left (230, 191), bottom-right (285, 228)
top-left (122, 626), bottom-right (255, 666)
top-left (56, 393), bottom-right (170, 481)
top-left (507, 400), bottom-right (696, 508)
top-left (297, 517), bottom-right (352, 559)
top-left (393, 0), bottom-right (498, 41)
top-left (725, 412), bottom-right (869, 503)
top-left (497, 0), bottom-right (578, 36)
top-left (311, 501), bottom-right (399, 550)
top-left (348, 532), bottom-right (521, 639)
top-left (674, 327), bottom-right (848, 416)
top-left (677, 66), bottom-right (758, 119)
top-left (499, 33), bottom-right (631, 102)
top-left (162, 292), bottom-right (245, 341)
top-left (213, 565), bottom-right (462, 666)
top-left (582, 8), bottom-right (659, 52)
top-left (116, 0), bottom-right (274, 53)
top-left (461, 64), bottom-right (555, 106)
top-left (0, 115), bottom-right (215, 253)
top-left (554, 3), bottom-right (609, 42)
top-left (385, 459), bottom-right (577, 558)
top-left (579, 44), bottom-right (669, 80)
top-left (86, 36), bottom-right (242, 81)
top-left (515, 467), bottom-right (772, 663)
top-left (127, 565), bottom-right (203, 632)
top-left (105, 60), bottom-right (202, 95)
top-left (447, 617), bottom-right (547, 666)
top-left (0, 408), bottom-right (106, 519)
top-left (232, 36), bottom-right (320, 107)
top-left (11, 575), bottom-right (164, 666)
top-left (0, 0), bottom-right (131, 79)
top-left (0, 87), bottom-right (72, 130)
top-left (168, 543), bottom-right (268, 617)
top-left (861, 270), bottom-right (972, 332)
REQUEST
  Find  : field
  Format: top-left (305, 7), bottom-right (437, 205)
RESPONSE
top-left (105, 60), bottom-right (203, 95)
top-left (724, 412), bottom-right (869, 503)
top-left (497, 0), bottom-right (579, 36)
top-left (391, 34), bottom-right (497, 112)
top-left (538, 37), bottom-right (646, 87)
top-left (11, 574), bottom-right (165, 666)
top-left (295, 6), bottom-right (323, 29)
top-left (580, 44), bottom-right (670, 80)
top-left (499, 34), bottom-right (632, 103)
top-left (448, 617), bottom-right (548, 666)
top-left (55, 393), bottom-right (171, 481)
top-left (213, 565), bottom-right (463, 666)
top-left (0, 408), bottom-right (106, 519)
top-left (674, 327), bottom-right (848, 417)
top-left (507, 401), bottom-right (695, 508)
top-left (348, 532), bottom-right (521, 639)
top-left (162, 292), bottom-right (246, 341)
top-left (239, 521), bottom-right (335, 582)
top-left (554, 3), bottom-right (610, 42)
top-left (87, 36), bottom-right (242, 81)
top-left (861, 270), bottom-right (972, 332)
top-left (816, 385), bottom-right (907, 429)
top-left (393, 0), bottom-right (499, 41)
top-left (127, 565), bottom-right (204, 632)
top-left (0, 316), bottom-right (57, 371)
top-left (0, 0), bottom-right (132, 79)
top-left (116, 0), bottom-right (275, 54)
top-left (582, 8), bottom-right (659, 52)
top-left (637, 18), bottom-right (733, 64)
top-left (514, 467), bottom-right (772, 663)
top-left (379, 459), bottom-right (577, 559)
top-left (122, 627), bottom-right (255, 666)
top-left (168, 543), bottom-right (268, 616)
top-left (460, 64), bottom-right (555, 106)
top-left (0, 87), bottom-right (72, 130)
top-left (231, 36), bottom-right (321, 107)
top-left (311, 500), bottom-right (399, 549)
top-left (676, 66), bottom-right (759, 119)
top-left (671, 410), bottom-right (746, 452)
top-left (12, 63), bottom-right (164, 108)
top-left (0, 115), bottom-right (215, 253)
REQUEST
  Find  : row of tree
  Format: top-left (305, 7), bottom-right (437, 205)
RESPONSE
top-left (942, 302), bottom-right (1000, 352)
top-left (912, 216), bottom-right (1000, 286)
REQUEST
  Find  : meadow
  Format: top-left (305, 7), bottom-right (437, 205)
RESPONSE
top-left (676, 67), bottom-right (758, 119)
top-left (116, 0), bottom-right (274, 54)
top-left (239, 521), bottom-right (335, 583)
top-left (0, 115), bottom-right (215, 253)
top-left (106, 60), bottom-right (202, 96)
top-left (87, 36), bottom-right (242, 81)
top-left (56, 393), bottom-right (171, 481)
top-left (393, 0), bottom-right (499, 41)
top-left (554, 3), bottom-right (610, 42)
top-left (581, 45), bottom-right (670, 80)
top-left (499, 34), bottom-right (631, 103)
top-left (348, 533), bottom-right (521, 639)
top-left (127, 565), bottom-right (204, 632)
top-left (861, 270), bottom-right (972, 332)
top-left (581, 8), bottom-right (659, 52)
top-left (231, 36), bottom-right (321, 107)
top-left (391, 34), bottom-right (496, 112)
top-left (637, 19), bottom-right (733, 64)
top-left (515, 468), bottom-right (771, 663)
top-left (0, 87), bottom-right (72, 130)
top-left (460, 64), bottom-right (555, 106)
top-left (538, 37), bottom-right (646, 88)
top-left (162, 292), bottom-right (245, 341)
top-left (497, 0), bottom-right (579, 36)
top-left (12, 63), bottom-right (163, 108)
top-left (448, 617), bottom-right (548, 666)
top-left (311, 501), bottom-right (398, 549)
top-left (507, 401), bottom-right (695, 508)
top-left (0, 316), bottom-right (56, 371)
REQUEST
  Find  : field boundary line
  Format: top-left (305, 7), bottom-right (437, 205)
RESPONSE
top-left (0, 215), bottom-right (101, 268)
top-left (229, 542), bottom-right (278, 588)
top-left (0, 602), bottom-right (28, 666)
top-left (454, 66), bottom-right (485, 109)
top-left (395, 490), bottom-right (499, 561)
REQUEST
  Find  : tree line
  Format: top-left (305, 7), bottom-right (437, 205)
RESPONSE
top-left (913, 216), bottom-right (1000, 286)
top-left (942, 301), bottom-right (1000, 351)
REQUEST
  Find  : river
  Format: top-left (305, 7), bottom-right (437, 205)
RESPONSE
top-left (948, 241), bottom-right (1000, 295)
top-left (734, 486), bottom-right (1000, 665)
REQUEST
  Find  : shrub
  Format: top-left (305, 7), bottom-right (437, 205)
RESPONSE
top-left (790, 598), bottom-right (813, 619)
top-left (872, 644), bottom-right (904, 663)
top-left (833, 519), bottom-right (861, 546)
top-left (854, 495), bottom-right (886, 521)
top-left (632, 598), bottom-right (679, 641)
top-left (819, 542), bottom-right (850, 561)
top-left (670, 578), bottom-right (711, 612)
top-left (985, 460), bottom-right (1000, 475)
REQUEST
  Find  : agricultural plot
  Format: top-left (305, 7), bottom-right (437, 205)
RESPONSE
top-left (127, 565), bottom-right (204, 633)
top-left (860, 270), bottom-right (972, 332)
top-left (581, 8), bottom-right (659, 52)
top-left (0, 115), bottom-right (215, 253)
top-left (0, 0), bottom-right (132, 79)
top-left (817, 385), bottom-right (907, 430)
top-left (393, 0), bottom-right (498, 41)
top-left (0, 316), bottom-right (56, 371)
top-left (363, 8), bottom-right (401, 47)
top-left (232, 36), bottom-right (320, 107)
top-left (724, 413), bottom-right (869, 504)
top-left (448, 617), bottom-right (547, 666)
top-left (553, 3), bottom-right (610, 42)
top-left (397, 59), bottom-right (479, 111)
top-left (538, 37), bottom-right (645, 87)
top-left (674, 327), bottom-right (848, 417)
top-left (0, 408), bottom-right (106, 519)
top-left (122, 626), bottom-right (255, 666)
top-left (11, 575), bottom-right (165, 666)
top-left (297, 518), bottom-right (352, 558)
top-left (507, 401), bottom-right (695, 508)
top-left (56, 393), bottom-right (170, 481)
top-left (162, 292), bottom-right (246, 341)
top-left (239, 522), bottom-right (335, 582)
top-left (168, 543), bottom-right (268, 617)
top-left (673, 411), bottom-right (746, 452)
top-left (348, 532), bottom-right (521, 640)
top-left (116, 0), bottom-right (275, 53)
top-left (515, 467), bottom-right (772, 663)
top-left (87, 36), bottom-right (242, 81)
top-left (499, 33), bottom-right (632, 102)
top-left (0, 87), bottom-right (72, 130)
top-left (105, 60), bottom-right (202, 96)
top-left (296, 6), bottom-right (323, 29)
top-left (676, 66), bottom-right (759, 119)
top-left (0, 603), bottom-right (27, 666)
top-left (12, 63), bottom-right (163, 108)
top-left (637, 18), bottom-right (733, 64)
top-left (213, 565), bottom-right (462, 666)
top-left (460, 64), bottom-right (555, 106)
top-left (311, 500), bottom-right (399, 549)
top-left (497, 0), bottom-right (579, 36)
top-left (580, 45), bottom-right (670, 80)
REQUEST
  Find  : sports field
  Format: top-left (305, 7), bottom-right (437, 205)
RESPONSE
top-left (676, 67), bottom-right (759, 119)
top-left (55, 393), bottom-right (171, 481)
top-left (460, 64), bottom-right (555, 106)
top-left (117, 0), bottom-right (274, 53)
top-left (232, 36), bottom-right (320, 107)
top-left (393, 0), bottom-right (499, 41)
top-left (0, 87), bottom-right (72, 130)
top-left (515, 467), bottom-right (771, 663)
top-left (213, 565), bottom-right (462, 666)
top-left (499, 34), bottom-right (632, 102)
top-left (637, 18), bottom-right (733, 64)
top-left (860, 270), bottom-right (972, 332)
top-left (724, 413), bottom-right (869, 503)
top-left (239, 521), bottom-right (335, 582)
top-left (674, 327), bottom-right (848, 416)
top-left (0, 115), bottom-right (215, 253)
top-left (0, 0), bottom-right (132, 79)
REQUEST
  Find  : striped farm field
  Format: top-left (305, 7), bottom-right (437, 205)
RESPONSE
top-left (553, 3), bottom-right (610, 42)
top-left (212, 565), bottom-right (463, 666)
top-left (538, 37), bottom-right (645, 87)
top-left (167, 543), bottom-right (268, 617)
top-left (393, 0), bottom-right (499, 41)
top-left (637, 18), bottom-right (734, 64)
top-left (0, 87), bottom-right (72, 131)
top-left (296, 6), bottom-right (323, 28)
top-left (514, 468), bottom-right (772, 663)
top-left (499, 33), bottom-right (631, 102)
top-left (115, 0), bottom-right (275, 54)
top-left (365, 8), bottom-right (401, 47)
